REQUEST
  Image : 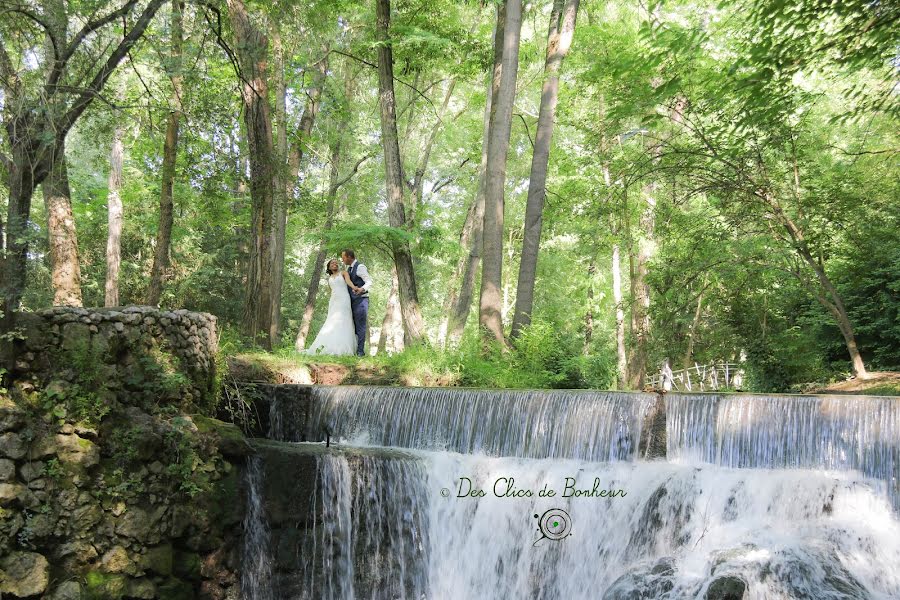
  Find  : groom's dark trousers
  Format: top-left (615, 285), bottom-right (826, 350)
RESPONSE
top-left (350, 296), bottom-right (368, 356)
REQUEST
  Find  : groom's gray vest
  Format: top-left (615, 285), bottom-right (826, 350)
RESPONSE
top-left (348, 262), bottom-right (368, 299)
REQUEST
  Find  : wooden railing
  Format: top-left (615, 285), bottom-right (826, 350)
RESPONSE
top-left (647, 362), bottom-right (744, 392)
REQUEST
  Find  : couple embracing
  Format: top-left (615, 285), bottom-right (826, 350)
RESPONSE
top-left (305, 249), bottom-right (371, 357)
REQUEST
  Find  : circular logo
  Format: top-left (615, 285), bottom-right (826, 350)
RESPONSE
top-left (533, 508), bottom-right (572, 545)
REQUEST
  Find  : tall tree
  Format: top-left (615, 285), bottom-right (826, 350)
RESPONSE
top-left (105, 117), bottom-right (125, 307)
top-left (227, 0), bottom-right (277, 348)
top-left (42, 141), bottom-right (82, 306)
top-left (0, 0), bottom-right (166, 344)
top-left (510, 0), bottom-right (579, 339)
top-left (272, 47), bottom-right (327, 342)
top-left (147, 0), bottom-right (185, 306)
top-left (612, 241), bottom-right (628, 389)
top-left (377, 267), bottom-right (404, 354)
top-left (478, 0), bottom-right (523, 345)
top-left (439, 41), bottom-right (500, 348)
top-left (374, 0), bottom-right (426, 344)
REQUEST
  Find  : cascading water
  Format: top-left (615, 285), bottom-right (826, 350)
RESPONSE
top-left (244, 386), bottom-right (900, 599)
top-left (301, 454), bottom-right (430, 599)
top-left (271, 386), bottom-right (659, 462)
top-left (241, 455), bottom-right (274, 600)
top-left (666, 394), bottom-right (900, 506)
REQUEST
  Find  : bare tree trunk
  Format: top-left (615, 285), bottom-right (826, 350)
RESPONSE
top-left (377, 267), bottom-right (404, 354)
top-left (479, 0), bottom-right (523, 345)
top-left (612, 243), bottom-right (627, 389)
top-left (510, 0), bottom-right (579, 339)
top-left (228, 0), bottom-right (277, 348)
top-left (147, 0), bottom-right (184, 306)
top-left (105, 121), bottom-right (124, 307)
top-left (626, 194), bottom-right (655, 389)
top-left (440, 56), bottom-right (497, 348)
top-left (375, 0), bottom-right (426, 344)
top-left (42, 141), bottom-right (82, 306)
top-left (583, 257), bottom-right (594, 353)
top-left (682, 278), bottom-right (705, 370)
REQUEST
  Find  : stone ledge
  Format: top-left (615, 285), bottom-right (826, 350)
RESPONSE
top-left (12, 306), bottom-right (218, 411)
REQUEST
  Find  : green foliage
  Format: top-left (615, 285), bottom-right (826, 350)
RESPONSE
top-left (41, 340), bottom-right (112, 428)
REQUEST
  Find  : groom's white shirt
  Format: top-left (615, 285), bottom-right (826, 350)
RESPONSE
top-left (350, 260), bottom-right (372, 293)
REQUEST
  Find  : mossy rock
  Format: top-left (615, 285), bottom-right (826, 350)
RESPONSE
top-left (191, 414), bottom-right (250, 458)
top-left (142, 543), bottom-right (173, 576)
top-left (84, 570), bottom-right (128, 599)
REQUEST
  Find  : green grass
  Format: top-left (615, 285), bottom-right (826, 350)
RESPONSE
top-left (234, 328), bottom-right (617, 390)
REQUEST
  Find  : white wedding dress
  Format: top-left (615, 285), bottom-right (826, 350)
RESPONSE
top-left (305, 274), bottom-right (357, 356)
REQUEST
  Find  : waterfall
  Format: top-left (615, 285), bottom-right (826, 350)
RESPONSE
top-left (241, 455), bottom-right (274, 600)
top-left (274, 448), bottom-right (900, 599)
top-left (274, 386), bottom-right (659, 463)
top-left (244, 386), bottom-right (900, 599)
top-left (666, 394), bottom-right (900, 505)
top-left (301, 453), bottom-right (429, 599)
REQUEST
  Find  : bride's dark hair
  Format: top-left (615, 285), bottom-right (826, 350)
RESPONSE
top-left (326, 259), bottom-right (339, 275)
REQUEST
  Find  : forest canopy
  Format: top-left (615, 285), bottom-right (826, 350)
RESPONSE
top-left (1, 0), bottom-right (898, 392)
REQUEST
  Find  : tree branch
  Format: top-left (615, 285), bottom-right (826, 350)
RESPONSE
top-left (59, 0), bottom-right (167, 138)
top-left (47, 0), bottom-right (142, 90)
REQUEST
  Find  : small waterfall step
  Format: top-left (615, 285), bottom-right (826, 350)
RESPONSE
top-left (240, 439), bottom-right (900, 599)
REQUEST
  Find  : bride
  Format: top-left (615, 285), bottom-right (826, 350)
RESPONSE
top-left (305, 259), bottom-right (358, 356)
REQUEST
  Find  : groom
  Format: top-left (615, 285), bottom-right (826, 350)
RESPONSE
top-left (341, 249), bottom-right (372, 357)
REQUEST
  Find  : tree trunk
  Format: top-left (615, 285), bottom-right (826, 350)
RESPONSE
top-left (271, 47), bottom-right (327, 343)
top-left (409, 78), bottom-right (457, 226)
top-left (0, 0), bottom-right (165, 365)
top-left (612, 243), bottom-right (627, 389)
top-left (440, 51), bottom-right (498, 348)
top-left (377, 267), bottom-right (404, 354)
top-left (584, 256), bottom-right (594, 353)
top-left (626, 194), bottom-right (655, 389)
top-left (478, 0), bottom-right (523, 345)
top-left (42, 141), bottom-right (83, 306)
top-left (768, 197), bottom-right (868, 377)
top-left (2, 145), bottom-right (42, 324)
top-left (105, 122), bottom-right (124, 307)
top-left (682, 278), bottom-right (705, 370)
top-left (375, 0), bottom-right (426, 344)
top-left (294, 140), bottom-right (342, 352)
top-left (510, 0), bottom-right (579, 339)
top-left (228, 0), bottom-right (277, 348)
top-left (147, 0), bottom-right (184, 306)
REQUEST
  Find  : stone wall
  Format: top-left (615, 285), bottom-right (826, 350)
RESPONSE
top-left (0, 306), bottom-right (248, 599)
top-left (13, 306), bottom-right (218, 412)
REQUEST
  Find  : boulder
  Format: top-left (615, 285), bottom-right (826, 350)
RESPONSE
top-left (18, 461), bottom-right (44, 482)
top-left (143, 543), bottom-right (174, 576)
top-left (0, 482), bottom-right (26, 506)
top-left (706, 575), bottom-right (748, 600)
top-left (32, 434), bottom-right (99, 467)
top-left (127, 577), bottom-right (157, 599)
top-left (0, 397), bottom-right (27, 433)
top-left (48, 580), bottom-right (82, 600)
top-left (100, 545), bottom-right (136, 574)
top-left (0, 551), bottom-right (50, 598)
top-left (0, 458), bottom-right (15, 481)
top-left (85, 571), bottom-right (128, 599)
top-left (0, 432), bottom-right (26, 460)
top-left (193, 415), bottom-right (251, 458)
